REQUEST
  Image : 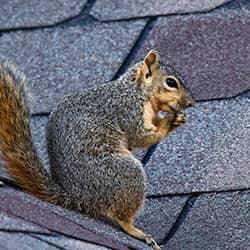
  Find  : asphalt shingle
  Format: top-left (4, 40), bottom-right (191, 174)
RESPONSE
top-left (0, 20), bottom-right (146, 113)
top-left (145, 95), bottom-right (250, 196)
top-left (0, 162), bottom-right (9, 182)
top-left (0, 211), bottom-right (49, 234)
top-left (135, 197), bottom-right (189, 243)
top-left (0, 0), bottom-right (87, 30)
top-left (223, 0), bottom-right (250, 12)
top-left (91, 0), bottom-right (231, 21)
top-left (32, 235), bottom-right (110, 250)
top-left (134, 9), bottom-right (250, 100)
top-left (49, 197), bottom-right (187, 250)
top-left (0, 183), bottom-right (190, 250)
top-left (0, 232), bottom-right (58, 250)
top-left (0, 187), bottom-right (129, 250)
top-left (31, 116), bottom-right (50, 170)
top-left (164, 191), bottom-right (250, 249)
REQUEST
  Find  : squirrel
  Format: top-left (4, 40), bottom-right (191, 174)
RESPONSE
top-left (0, 50), bottom-right (194, 250)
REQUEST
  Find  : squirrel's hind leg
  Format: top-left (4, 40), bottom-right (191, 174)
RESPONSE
top-left (103, 152), bottom-right (160, 249)
top-left (115, 217), bottom-right (161, 250)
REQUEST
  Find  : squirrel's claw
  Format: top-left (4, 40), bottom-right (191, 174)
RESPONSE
top-left (145, 234), bottom-right (161, 250)
top-left (172, 112), bottom-right (187, 126)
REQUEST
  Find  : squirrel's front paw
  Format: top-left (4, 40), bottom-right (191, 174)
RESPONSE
top-left (172, 112), bottom-right (187, 127)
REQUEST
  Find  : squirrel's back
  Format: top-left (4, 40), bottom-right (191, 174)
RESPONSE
top-left (47, 66), bottom-right (148, 150)
top-left (46, 68), bottom-right (148, 213)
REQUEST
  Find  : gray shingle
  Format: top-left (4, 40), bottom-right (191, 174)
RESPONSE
top-left (0, 20), bottom-right (146, 113)
top-left (0, 232), bottom-right (58, 250)
top-left (0, 0), bottom-right (87, 30)
top-left (164, 191), bottom-right (250, 250)
top-left (0, 183), bottom-right (189, 250)
top-left (91, 0), bottom-right (231, 21)
top-left (135, 197), bottom-right (188, 243)
top-left (145, 96), bottom-right (250, 196)
top-left (0, 163), bottom-right (9, 181)
top-left (134, 10), bottom-right (250, 100)
top-left (0, 211), bottom-right (49, 233)
top-left (31, 116), bottom-right (50, 170)
top-left (32, 235), bottom-right (110, 250)
top-left (222, 0), bottom-right (250, 12)
top-left (1, 187), bottom-right (130, 249)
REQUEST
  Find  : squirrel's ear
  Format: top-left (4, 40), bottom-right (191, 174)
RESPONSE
top-left (144, 50), bottom-right (160, 68)
top-left (142, 50), bottom-right (160, 78)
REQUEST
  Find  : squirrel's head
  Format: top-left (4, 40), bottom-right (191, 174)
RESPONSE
top-left (136, 50), bottom-right (195, 113)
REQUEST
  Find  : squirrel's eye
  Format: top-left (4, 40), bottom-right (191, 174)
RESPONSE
top-left (165, 78), bottom-right (178, 89)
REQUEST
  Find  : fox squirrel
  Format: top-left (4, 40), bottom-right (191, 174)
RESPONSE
top-left (0, 50), bottom-right (194, 250)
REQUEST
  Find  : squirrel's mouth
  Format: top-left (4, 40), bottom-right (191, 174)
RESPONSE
top-left (169, 100), bottom-right (193, 113)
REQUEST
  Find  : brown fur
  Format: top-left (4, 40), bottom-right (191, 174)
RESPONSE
top-left (0, 59), bottom-right (67, 206)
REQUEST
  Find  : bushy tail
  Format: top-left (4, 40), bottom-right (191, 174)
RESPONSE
top-left (0, 59), bottom-right (69, 207)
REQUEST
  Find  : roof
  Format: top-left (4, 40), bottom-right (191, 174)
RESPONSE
top-left (0, 0), bottom-right (249, 249)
